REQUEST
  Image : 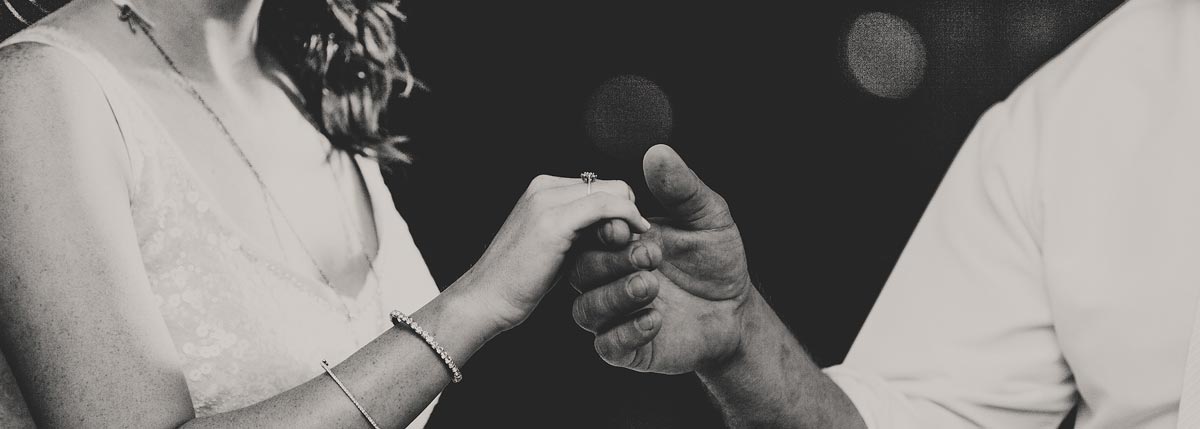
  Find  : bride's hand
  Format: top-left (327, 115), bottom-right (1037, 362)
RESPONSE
top-left (450, 174), bottom-right (651, 333)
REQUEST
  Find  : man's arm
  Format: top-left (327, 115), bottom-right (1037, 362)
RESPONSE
top-left (570, 122), bottom-right (1075, 426)
top-left (697, 289), bottom-right (865, 429)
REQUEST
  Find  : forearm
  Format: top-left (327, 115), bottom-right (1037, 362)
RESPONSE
top-left (696, 291), bottom-right (866, 429)
top-left (180, 285), bottom-right (499, 429)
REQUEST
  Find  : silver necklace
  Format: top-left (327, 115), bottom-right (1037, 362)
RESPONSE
top-left (119, 4), bottom-right (379, 319)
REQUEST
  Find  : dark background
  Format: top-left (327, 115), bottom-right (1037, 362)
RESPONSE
top-left (0, 0), bottom-right (1127, 427)
top-left (387, 1), bottom-right (1125, 428)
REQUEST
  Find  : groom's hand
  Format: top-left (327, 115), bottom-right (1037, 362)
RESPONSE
top-left (567, 145), bottom-right (757, 374)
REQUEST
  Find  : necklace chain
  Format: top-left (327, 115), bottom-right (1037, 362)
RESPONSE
top-left (120, 5), bottom-right (377, 316)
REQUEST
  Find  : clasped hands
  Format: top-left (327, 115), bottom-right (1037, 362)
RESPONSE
top-left (453, 144), bottom-right (761, 377)
top-left (565, 145), bottom-right (761, 376)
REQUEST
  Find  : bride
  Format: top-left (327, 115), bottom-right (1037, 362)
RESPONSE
top-left (0, 0), bottom-right (652, 427)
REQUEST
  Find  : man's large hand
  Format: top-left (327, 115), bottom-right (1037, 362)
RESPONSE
top-left (568, 145), bottom-right (757, 374)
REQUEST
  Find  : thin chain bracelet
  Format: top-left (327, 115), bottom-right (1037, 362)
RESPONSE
top-left (320, 360), bottom-right (381, 429)
top-left (390, 310), bottom-right (463, 383)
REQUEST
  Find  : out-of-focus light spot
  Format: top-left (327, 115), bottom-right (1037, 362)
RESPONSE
top-left (843, 12), bottom-right (928, 100)
top-left (583, 75), bottom-right (674, 161)
top-left (1006, 2), bottom-right (1065, 61)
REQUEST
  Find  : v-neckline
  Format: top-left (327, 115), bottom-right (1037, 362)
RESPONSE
top-left (153, 116), bottom-right (389, 294)
top-left (81, 29), bottom-right (390, 295)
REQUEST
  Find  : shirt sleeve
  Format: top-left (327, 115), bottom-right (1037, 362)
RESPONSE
top-left (823, 96), bottom-right (1076, 428)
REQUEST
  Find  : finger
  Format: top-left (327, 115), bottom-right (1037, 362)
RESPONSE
top-left (555, 192), bottom-right (652, 234)
top-left (526, 175), bottom-right (634, 199)
top-left (594, 309), bottom-right (661, 368)
top-left (572, 271), bottom-right (659, 333)
top-left (563, 179), bottom-right (635, 202)
top-left (525, 174), bottom-right (577, 192)
top-left (527, 179), bottom-right (636, 210)
top-left (597, 179), bottom-right (636, 202)
top-left (567, 239), bottom-right (661, 292)
top-left (596, 219), bottom-right (633, 248)
top-left (642, 144), bottom-right (733, 230)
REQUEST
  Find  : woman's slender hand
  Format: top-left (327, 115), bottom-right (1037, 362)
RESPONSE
top-left (451, 175), bottom-right (653, 334)
top-left (0, 37), bottom-right (647, 429)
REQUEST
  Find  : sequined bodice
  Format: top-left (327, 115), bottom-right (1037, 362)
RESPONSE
top-left (0, 24), bottom-right (441, 428)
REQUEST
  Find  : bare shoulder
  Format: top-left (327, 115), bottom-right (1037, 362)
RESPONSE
top-left (0, 39), bottom-right (133, 268)
top-left (0, 36), bottom-right (131, 188)
top-left (0, 41), bottom-right (190, 428)
top-left (0, 39), bottom-right (104, 106)
top-left (0, 0), bottom-right (134, 114)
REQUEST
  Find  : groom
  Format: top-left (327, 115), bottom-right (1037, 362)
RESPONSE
top-left (568, 0), bottom-right (1200, 421)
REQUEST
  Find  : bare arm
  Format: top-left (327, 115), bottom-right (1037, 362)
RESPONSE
top-left (0, 43), bottom-right (651, 428)
top-left (695, 291), bottom-right (863, 429)
top-left (572, 94), bottom-right (1073, 427)
top-left (183, 291), bottom-right (495, 428)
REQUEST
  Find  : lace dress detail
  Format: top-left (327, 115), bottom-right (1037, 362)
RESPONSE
top-left (0, 24), bottom-right (441, 428)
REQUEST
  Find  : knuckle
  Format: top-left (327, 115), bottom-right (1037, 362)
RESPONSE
top-left (713, 193), bottom-right (731, 211)
top-left (602, 284), bottom-right (626, 314)
top-left (595, 195), bottom-right (623, 212)
top-left (526, 190), bottom-right (553, 211)
top-left (594, 337), bottom-right (617, 361)
top-left (600, 331), bottom-right (638, 368)
top-left (571, 298), bottom-right (593, 330)
top-left (629, 349), bottom-right (647, 369)
top-left (530, 174), bottom-right (553, 189)
top-left (593, 198), bottom-right (615, 213)
top-left (618, 198), bottom-right (639, 213)
top-left (533, 213), bottom-right (557, 233)
top-left (611, 323), bottom-right (633, 348)
top-left (611, 179), bottom-right (630, 191)
top-left (583, 190), bottom-right (606, 201)
top-left (567, 259), bottom-right (586, 291)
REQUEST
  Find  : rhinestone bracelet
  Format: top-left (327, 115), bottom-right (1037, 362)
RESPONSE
top-left (390, 310), bottom-right (463, 383)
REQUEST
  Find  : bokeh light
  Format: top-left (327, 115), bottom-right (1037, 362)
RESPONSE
top-left (843, 12), bottom-right (928, 99)
top-left (583, 75), bottom-right (674, 161)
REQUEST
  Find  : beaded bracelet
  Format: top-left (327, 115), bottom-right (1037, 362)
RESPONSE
top-left (390, 310), bottom-right (463, 383)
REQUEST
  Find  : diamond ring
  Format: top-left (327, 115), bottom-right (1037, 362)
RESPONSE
top-left (581, 172), bottom-right (598, 194)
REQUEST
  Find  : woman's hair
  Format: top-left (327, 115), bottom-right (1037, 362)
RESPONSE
top-left (260, 0), bottom-right (417, 164)
top-left (1, 0), bottom-right (418, 163)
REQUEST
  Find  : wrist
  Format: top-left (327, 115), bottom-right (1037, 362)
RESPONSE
top-left (441, 272), bottom-right (511, 340)
top-left (697, 286), bottom-right (775, 379)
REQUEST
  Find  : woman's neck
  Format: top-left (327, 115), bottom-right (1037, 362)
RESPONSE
top-left (129, 0), bottom-right (266, 82)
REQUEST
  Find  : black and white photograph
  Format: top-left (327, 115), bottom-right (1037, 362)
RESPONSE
top-left (2, 0), bottom-right (1195, 427)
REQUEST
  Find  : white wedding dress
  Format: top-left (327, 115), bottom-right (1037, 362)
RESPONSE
top-left (0, 14), bottom-right (442, 429)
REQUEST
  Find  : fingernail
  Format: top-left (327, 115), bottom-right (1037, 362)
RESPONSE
top-left (633, 245), bottom-right (653, 269)
top-left (639, 217), bottom-right (652, 231)
top-left (601, 222), bottom-right (614, 242)
top-left (628, 276), bottom-right (648, 299)
top-left (635, 312), bottom-right (657, 331)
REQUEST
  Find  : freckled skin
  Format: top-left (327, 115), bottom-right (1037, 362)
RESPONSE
top-left (0, 4), bottom-right (652, 425)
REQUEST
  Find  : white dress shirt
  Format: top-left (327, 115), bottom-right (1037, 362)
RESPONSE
top-left (823, 0), bottom-right (1200, 427)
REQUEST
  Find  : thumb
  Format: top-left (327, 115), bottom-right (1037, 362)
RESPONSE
top-left (642, 145), bottom-right (733, 230)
